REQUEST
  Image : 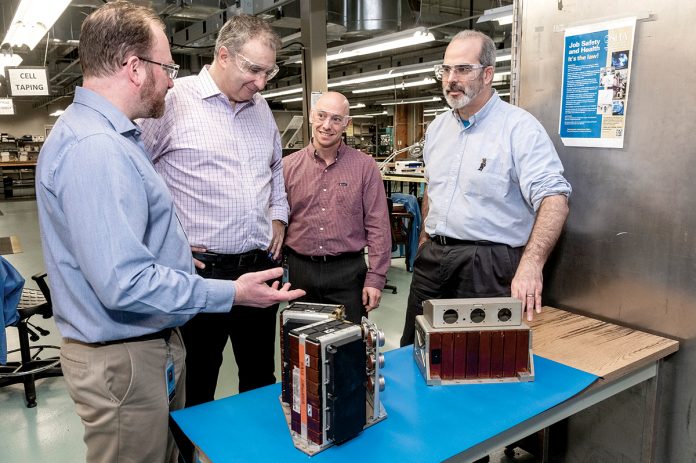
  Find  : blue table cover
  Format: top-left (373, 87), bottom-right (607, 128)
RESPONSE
top-left (171, 346), bottom-right (597, 463)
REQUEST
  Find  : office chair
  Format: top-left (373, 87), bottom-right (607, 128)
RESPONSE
top-left (0, 272), bottom-right (62, 408)
top-left (384, 198), bottom-right (413, 294)
top-left (388, 197), bottom-right (414, 267)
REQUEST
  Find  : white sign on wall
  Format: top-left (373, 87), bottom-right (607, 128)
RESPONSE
top-left (0, 98), bottom-right (14, 115)
top-left (7, 67), bottom-right (50, 96)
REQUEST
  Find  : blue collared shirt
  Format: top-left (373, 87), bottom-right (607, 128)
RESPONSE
top-left (424, 91), bottom-right (571, 247)
top-left (36, 87), bottom-right (235, 343)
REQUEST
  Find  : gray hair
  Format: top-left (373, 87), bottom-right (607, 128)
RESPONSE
top-left (215, 14), bottom-right (281, 56)
top-left (451, 30), bottom-right (497, 67)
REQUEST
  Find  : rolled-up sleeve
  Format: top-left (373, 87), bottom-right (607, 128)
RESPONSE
top-left (513, 119), bottom-right (572, 211)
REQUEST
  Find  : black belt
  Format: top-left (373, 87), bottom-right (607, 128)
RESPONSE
top-left (430, 235), bottom-right (494, 246)
top-left (192, 249), bottom-right (267, 267)
top-left (286, 247), bottom-right (362, 263)
top-left (67, 328), bottom-right (173, 347)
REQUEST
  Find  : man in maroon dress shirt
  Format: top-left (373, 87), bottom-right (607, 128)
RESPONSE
top-left (282, 92), bottom-right (391, 322)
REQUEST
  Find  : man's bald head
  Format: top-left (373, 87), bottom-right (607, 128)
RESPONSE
top-left (315, 91), bottom-right (350, 116)
top-left (311, 91), bottom-right (353, 152)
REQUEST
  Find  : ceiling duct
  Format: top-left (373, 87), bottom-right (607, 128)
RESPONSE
top-left (418, 0), bottom-right (480, 24)
top-left (327, 0), bottom-right (401, 36)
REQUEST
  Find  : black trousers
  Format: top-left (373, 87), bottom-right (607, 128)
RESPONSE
top-left (181, 251), bottom-right (279, 407)
top-left (400, 240), bottom-right (523, 347)
top-left (286, 250), bottom-right (368, 324)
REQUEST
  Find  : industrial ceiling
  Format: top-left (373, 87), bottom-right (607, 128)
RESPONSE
top-left (0, 0), bottom-right (513, 113)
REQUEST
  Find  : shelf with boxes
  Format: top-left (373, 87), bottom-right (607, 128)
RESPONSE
top-left (1, 134), bottom-right (42, 198)
top-left (345, 123), bottom-right (376, 156)
top-left (1, 133), bottom-right (44, 163)
top-left (1, 165), bottom-right (36, 198)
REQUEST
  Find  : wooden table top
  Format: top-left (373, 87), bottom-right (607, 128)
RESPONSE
top-left (530, 306), bottom-right (679, 382)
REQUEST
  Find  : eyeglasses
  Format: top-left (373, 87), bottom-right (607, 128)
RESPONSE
top-left (434, 63), bottom-right (487, 81)
top-left (235, 52), bottom-right (280, 81)
top-left (311, 109), bottom-right (351, 127)
top-left (122, 56), bottom-right (179, 79)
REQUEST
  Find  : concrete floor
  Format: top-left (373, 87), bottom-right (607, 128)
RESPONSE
top-left (0, 198), bottom-right (535, 462)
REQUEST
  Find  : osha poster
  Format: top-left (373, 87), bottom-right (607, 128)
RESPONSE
top-left (559, 17), bottom-right (636, 148)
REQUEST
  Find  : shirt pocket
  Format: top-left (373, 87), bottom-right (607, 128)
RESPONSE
top-left (462, 158), bottom-right (511, 199)
top-left (336, 182), bottom-right (362, 216)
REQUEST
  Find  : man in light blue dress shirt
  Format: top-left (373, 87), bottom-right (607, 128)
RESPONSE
top-left (35, 3), bottom-right (303, 462)
top-left (401, 30), bottom-right (571, 347)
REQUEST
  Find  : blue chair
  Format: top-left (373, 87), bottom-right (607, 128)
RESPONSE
top-left (389, 193), bottom-right (420, 272)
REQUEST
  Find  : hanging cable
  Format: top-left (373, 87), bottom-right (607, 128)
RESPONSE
top-left (43, 31), bottom-right (50, 67)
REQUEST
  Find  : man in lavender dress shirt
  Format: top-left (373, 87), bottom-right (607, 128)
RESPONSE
top-left (282, 92), bottom-right (391, 323)
top-left (139, 15), bottom-right (289, 406)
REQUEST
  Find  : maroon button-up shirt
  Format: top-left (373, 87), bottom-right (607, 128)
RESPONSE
top-left (282, 143), bottom-right (391, 289)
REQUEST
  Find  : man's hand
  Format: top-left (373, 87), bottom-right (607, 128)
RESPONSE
top-left (362, 286), bottom-right (382, 312)
top-left (511, 194), bottom-right (569, 321)
top-left (417, 232), bottom-right (429, 249)
top-left (233, 267), bottom-right (305, 308)
top-left (510, 258), bottom-right (543, 321)
top-left (268, 220), bottom-right (286, 261)
top-left (191, 246), bottom-right (207, 269)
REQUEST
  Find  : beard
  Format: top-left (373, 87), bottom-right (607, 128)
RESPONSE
top-left (443, 74), bottom-right (484, 110)
top-left (141, 67), bottom-right (167, 119)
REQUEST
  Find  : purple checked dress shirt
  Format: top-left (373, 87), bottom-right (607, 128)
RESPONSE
top-left (139, 66), bottom-right (289, 254)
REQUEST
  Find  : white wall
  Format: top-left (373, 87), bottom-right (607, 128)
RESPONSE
top-left (0, 101), bottom-right (60, 137)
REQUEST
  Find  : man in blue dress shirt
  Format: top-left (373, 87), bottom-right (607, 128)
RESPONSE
top-left (35, 3), bottom-right (304, 462)
top-left (400, 30), bottom-right (571, 347)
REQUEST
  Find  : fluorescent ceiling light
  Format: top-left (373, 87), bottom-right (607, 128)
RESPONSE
top-left (329, 27), bottom-right (435, 61)
top-left (285, 27), bottom-right (435, 65)
top-left (496, 49), bottom-right (512, 62)
top-left (357, 111), bottom-right (389, 117)
top-left (329, 61), bottom-right (438, 87)
top-left (351, 114), bottom-right (375, 119)
top-left (0, 53), bottom-right (23, 75)
top-left (262, 86), bottom-right (302, 99)
top-left (350, 103), bottom-right (365, 109)
top-left (379, 96), bottom-right (442, 106)
top-left (2, 0), bottom-right (72, 50)
top-left (477, 5), bottom-right (513, 26)
top-left (424, 106), bottom-right (449, 113)
top-left (49, 109), bottom-right (64, 116)
top-left (280, 97), bottom-right (303, 103)
top-left (281, 32), bottom-right (301, 46)
top-left (352, 77), bottom-right (436, 94)
top-left (263, 61), bottom-right (440, 100)
top-left (264, 57), bottom-right (504, 101)
top-left (493, 69), bottom-right (512, 83)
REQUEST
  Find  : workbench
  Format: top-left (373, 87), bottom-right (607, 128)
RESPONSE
top-left (170, 307), bottom-right (678, 462)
